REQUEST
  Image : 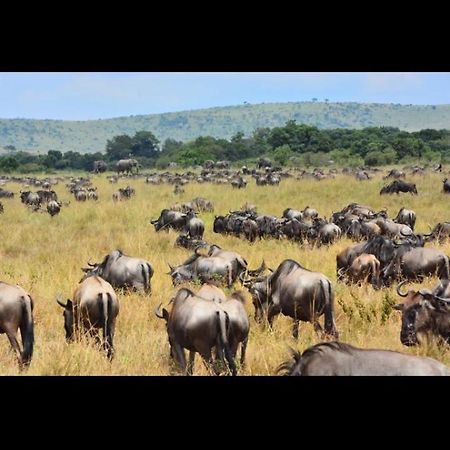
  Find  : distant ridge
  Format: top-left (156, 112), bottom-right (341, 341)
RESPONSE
top-left (1, 101), bottom-right (450, 153)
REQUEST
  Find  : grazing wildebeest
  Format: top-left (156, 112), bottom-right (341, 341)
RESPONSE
top-left (81, 249), bottom-right (154, 293)
top-left (380, 180), bottom-right (418, 195)
top-left (207, 245), bottom-right (248, 281)
top-left (241, 259), bottom-right (338, 339)
top-left (154, 288), bottom-right (237, 375)
top-left (47, 200), bottom-right (61, 217)
top-left (277, 341), bottom-right (450, 376)
top-left (428, 222), bottom-right (450, 243)
top-left (93, 160), bottom-right (107, 174)
top-left (0, 281), bottom-right (34, 368)
top-left (339, 253), bottom-right (381, 288)
top-left (393, 207), bottom-right (416, 231)
top-left (384, 169), bottom-right (406, 179)
top-left (20, 191), bottom-right (41, 207)
top-left (151, 209), bottom-right (187, 232)
top-left (443, 178), bottom-right (450, 193)
top-left (0, 188), bottom-right (14, 198)
top-left (56, 276), bottom-right (119, 360)
top-left (394, 280), bottom-right (450, 347)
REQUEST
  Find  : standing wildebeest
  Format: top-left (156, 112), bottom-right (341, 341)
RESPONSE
top-left (154, 288), bottom-right (237, 375)
top-left (47, 200), bottom-right (61, 217)
top-left (394, 280), bottom-right (450, 347)
top-left (0, 281), bottom-right (34, 368)
top-left (242, 218), bottom-right (258, 242)
top-left (56, 276), bottom-right (119, 360)
top-left (382, 247), bottom-right (450, 284)
top-left (116, 158), bottom-right (139, 175)
top-left (241, 259), bottom-right (338, 339)
top-left (20, 191), bottom-right (41, 207)
top-left (277, 341), bottom-right (450, 376)
top-left (185, 211), bottom-right (205, 240)
top-left (0, 188), bottom-right (14, 198)
top-left (443, 178), bottom-right (450, 193)
top-left (393, 207), bottom-right (416, 231)
top-left (93, 160), bottom-right (107, 174)
top-left (81, 249), bottom-right (154, 293)
top-left (380, 180), bottom-right (418, 195)
top-left (339, 253), bottom-right (381, 288)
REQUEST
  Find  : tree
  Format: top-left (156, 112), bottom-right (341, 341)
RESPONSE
top-left (131, 131), bottom-right (160, 158)
top-left (0, 156), bottom-right (19, 172)
top-left (105, 134), bottom-right (134, 161)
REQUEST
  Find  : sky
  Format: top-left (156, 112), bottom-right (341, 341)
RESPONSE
top-left (0, 72), bottom-right (449, 121)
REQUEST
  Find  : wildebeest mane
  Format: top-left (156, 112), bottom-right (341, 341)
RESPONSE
top-left (269, 259), bottom-right (309, 290)
top-left (182, 252), bottom-right (201, 266)
top-left (277, 347), bottom-right (302, 375)
top-left (301, 341), bottom-right (356, 359)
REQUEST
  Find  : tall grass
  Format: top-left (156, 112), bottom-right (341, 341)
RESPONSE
top-left (0, 171), bottom-right (449, 375)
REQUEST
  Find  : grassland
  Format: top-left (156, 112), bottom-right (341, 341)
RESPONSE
top-left (1, 101), bottom-right (450, 153)
top-left (0, 170), bottom-right (450, 375)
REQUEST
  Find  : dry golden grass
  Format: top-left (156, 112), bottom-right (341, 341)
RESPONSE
top-left (1, 170), bottom-right (450, 375)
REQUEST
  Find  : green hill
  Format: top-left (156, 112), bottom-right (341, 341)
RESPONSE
top-left (1, 101), bottom-right (450, 154)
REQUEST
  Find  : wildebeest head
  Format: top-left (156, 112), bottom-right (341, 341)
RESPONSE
top-left (56, 296), bottom-right (74, 341)
top-left (79, 252), bottom-right (117, 281)
top-left (240, 267), bottom-right (271, 322)
top-left (167, 261), bottom-right (195, 286)
top-left (394, 280), bottom-right (450, 346)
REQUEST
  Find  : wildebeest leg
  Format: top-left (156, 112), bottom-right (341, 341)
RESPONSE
top-left (187, 351), bottom-right (195, 376)
top-left (292, 319), bottom-right (300, 339)
top-left (89, 329), bottom-right (102, 347)
top-left (171, 343), bottom-right (187, 375)
top-left (267, 304), bottom-right (280, 330)
top-left (240, 338), bottom-right (248, 367)
top-left (199, 349), bottom-right (217, 375)
top-left (6, 330), bottom-right (23, 366)
top-left (313, 321), bottom-right (323, 335)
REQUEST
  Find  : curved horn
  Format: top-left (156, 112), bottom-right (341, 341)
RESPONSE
top-left (396, 280), bottom-right (409, 297)
top-left (239, 271), bottom-right (247, 283)
top-left (56, 295), bottom-right (67, 308)
top-left (154, 302), bottom-right (164, 319)
top-left (337, 267), bottom-right (346, 277)
top-left (168, 263), bottom-right (174, 271)
top-left (433, 295), bottom-right (450, 304)
top-left (400, 229), bottom-right (412, 237)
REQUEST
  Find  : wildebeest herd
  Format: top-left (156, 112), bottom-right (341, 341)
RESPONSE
top-left (2, 162), bottom-right (450, 376)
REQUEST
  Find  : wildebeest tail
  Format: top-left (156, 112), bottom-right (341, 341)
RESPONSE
top-left (322, 280), bottom-right (338, 338)
top-left (99, 293), bottom-right (114, 360)
top-left (20, 295), bottom-right (34, 366)
top-left (141, 263), bottom-right (153, 294)
top-left (277, 348), bottom-right (302, 376)
top-left (216, 310), bottom-right (237, 376)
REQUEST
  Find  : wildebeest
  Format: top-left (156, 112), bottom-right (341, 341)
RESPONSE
top-left (56, 276), bottom-right (119, 360)
top-left (241, 259), bottom-right (338, 339)
top-left (154, 288), bottom-right (237, 375)
top-left (0, 202), bottom-right (3, 214)
top-left (0, 281), bottom-right (34, 368)
top-left (185, 211), bottom-right (205, 240)
top-left (74, 190), bottom-right (87, 202)
top-left (380, 180), bottom-right (418, 195)
top-left (242, 218), bottom-right (258, 242)
top-left (174, 184), bottom-right (184, 195)
top-left (0, 188), bottom-right (14, 198)
top-left (151, 209), bottom-right (187, 232)
top-left (443, 178), bottom-right (450, 193)
top-left (339, 253), bottom-right (381, 287)
top-left (20, 191), bottom-right (41, 207)
top-left (175, 234), bottom-right (208, 250)
top-left (81, 249), bottom-right (154, 293)
top-left (207, 245), bottom-right (248, 280)
top-left (47, 200), bottom-right (61, 217)
top-left (382, 247), bottom-right (450, 284)
top-left (277, 341), bottom-right (450, 375)
top-left (393, 207), bottom-right (416, 231)
top-left (169, 247), bottom-right (245, 287)
top-left (394, 280), bottom-right (450, 347)
top-left (428, 222), bottom-right (450, 243)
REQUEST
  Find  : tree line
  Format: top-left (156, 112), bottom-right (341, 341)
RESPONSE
top-left (1, 122), bottom-right (450, 173)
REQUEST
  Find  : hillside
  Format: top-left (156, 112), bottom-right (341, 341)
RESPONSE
top-left (1, 101), bottom-right (450, 154)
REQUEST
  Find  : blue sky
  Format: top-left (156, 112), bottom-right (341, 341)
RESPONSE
top-left (0, 72), bottom-right (449, 120)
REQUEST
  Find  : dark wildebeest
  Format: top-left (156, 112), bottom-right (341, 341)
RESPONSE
top-left (380, 180), bottom-right (418, 195)
top-left (443, 178), bottom-right (450, 193)
top-left (47, 200), bottom-right (61, 217)
top-left (168, 248), bottom-right (244, 288)
top-left (338, 253), bottom-right (381, 288)
top-left (20, 191), bottom-right (41, 207)
top-left (154, 288), bottom-right (237, 375)
top-left (175, 234), bottom-right (208, 251)
top-left (0, 281), bottom-right (34, 368)
top-left (241, 259), bottom-right (338, 339)
top-left (81, 249), bottom-right (154, 293)
top-left (151, 209), bottom-right (187, 232)
top-left (56, 276), bottom-right (119, 360)
top-left (0, 202), bottom-right (3, 214)
top-left (185, 211), bottom-right (205, 240)
top-left (277, 341), bottom-right (450, 376)
top-left (393, 207), bottom-right (416, 231)
top-left (428, 222), bottom-right (450, 243)
top-left (0, 188), bottom-right (14, 198)
top-left (242, 219), bottom-right (258, 242)
top-left (382, 247), bottom-right (450, 284)
top-left (394, 280), bottom-right (450, 347)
